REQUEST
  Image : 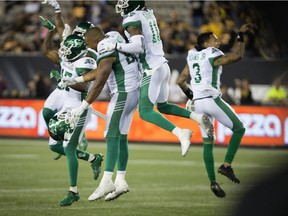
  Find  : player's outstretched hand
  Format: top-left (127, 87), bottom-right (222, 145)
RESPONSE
top-left (58, 77), bottom-right (77, 89)
top-left (39, 16), bottom-right (55, 31)
top-left (42, 0), bottom-right (61, 12)
top-left (100, 41), bottom-right (117, 54)
top-left (70, 107), bottom-right (85, 120)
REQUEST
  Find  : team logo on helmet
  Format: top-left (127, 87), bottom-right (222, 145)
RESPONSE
top-left (48, 111), bottom-right (76, 141)
top-left (59, 34), bottom-right (87, 61)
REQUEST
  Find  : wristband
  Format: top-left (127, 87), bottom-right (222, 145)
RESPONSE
top-left (81, 100), bottom-right (90, 110)
top-left (183, 88), bottom-right (193, 100)
top-left (75, 76), bottom-right (85, 83)
top-left (237, 32), bottom-right (244, 42)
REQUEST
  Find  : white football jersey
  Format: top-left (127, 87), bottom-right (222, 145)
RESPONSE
top-left (60, 56), bottom-right (97, 92)
top-left (122, 9), bottom-right (167, 71)
top-left (97, 31), bottom-right (140, 94)
top-left (187, 47), bottom-right (224, 99)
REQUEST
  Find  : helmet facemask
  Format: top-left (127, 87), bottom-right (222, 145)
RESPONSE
top-left (115, 0), bottom-right (129, 16)
top-left (58, 35), bottom-right (87, 62)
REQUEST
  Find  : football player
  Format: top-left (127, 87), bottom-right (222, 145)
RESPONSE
top-left (41, 0), bottom-right (95, 160)
top-left (177, 23), bottom-right (252, 197)
top-left (104, 0), bottom-right (214, 157)
top-left (61, 27), bottom-right (141, 202)
top-left (40, 24), bottom-right (103, 206)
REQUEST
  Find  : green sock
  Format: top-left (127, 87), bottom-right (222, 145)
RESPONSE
top-left (157, 102), bottom-right (191, 118)
top-left (105, 137), bottom-right (119, 172)
top-left (139, 107), bottom-right (176, 132)
top-left (203, 138), bottom-right (215, 182)
top-left (225, 127), bottom-right (246, 163)
top-left (50, 142), bottom-right (90, 161)
top-left (118, 134), bottom-right (128, 171)
top-left (64, 146), bottom-right (78, 186)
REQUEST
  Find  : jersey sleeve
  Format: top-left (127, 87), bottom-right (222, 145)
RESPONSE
top-left (87, 48), bottom-right (98, 61)
top-left (209, 47), bottom-right (224, 59)
top-left (75, 57), bottom-right (96, 76)
top-left (97, 38), bottom-right (117, 62)
top-left (122, 13), bottom-right (142, 29)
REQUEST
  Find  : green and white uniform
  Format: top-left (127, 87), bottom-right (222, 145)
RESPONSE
top-left (187, 47), bottom-right (243, 132)
top-left (59, 57), bottom-right (96, 146)
top-left (97, 31), bottom-right (140, 172)
top-left (44, 57), bottom-right (96, 146)
top-left (187, 47), bottom-right (245, 182)
top-left (122, 8), bottom-right (192, 133)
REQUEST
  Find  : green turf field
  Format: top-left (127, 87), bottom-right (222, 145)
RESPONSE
top-left (0, 138), bottom-right (287, 216)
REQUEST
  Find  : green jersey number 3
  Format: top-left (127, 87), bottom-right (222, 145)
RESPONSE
top-left (193, 63), bottom-right (202, 83)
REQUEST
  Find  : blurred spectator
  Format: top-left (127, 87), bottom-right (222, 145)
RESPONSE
top-left (189, 1), bottom-right (205, 29)
top-left (200, 3), bottom-right (224, 37)
top-left (33, 72), bottom-right (50, 99)
top-left (0, 72), bottom-right (7, 97)
top-left (240, 78), bottom-right (254, 105)
top-left (221, 84), bottom-right (235, 105)
top-left (169, 19), bottom-right (191, 54)
top-left (262, 78), bottom-right (287, 106)
top-left (219, 18), bottom-right (237, 52)
top-left (25, 80), bottom-right (37, 98)
top-left (227, 78), bottom-right (242, 105)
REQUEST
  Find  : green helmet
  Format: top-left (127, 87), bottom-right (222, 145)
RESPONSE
top-left (72, 21), bottom-right (94, 37)
top-left (59, 34), bottom-right (87, 61)
top-left (48, 112), bottom-right (75, 141)
top-left (115, 0), bottom-right (145, 16)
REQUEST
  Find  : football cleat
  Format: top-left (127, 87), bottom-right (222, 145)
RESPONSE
top-left (91, 154), bottom-right (104, 180)
top-left (210, 181), bottom-right (226, 198)
top-left (218, 164), bottom-right (240, 184)
top-left (59, 191), bottom-right (80, 207)
top-left (105, 180), bottom-right (129, 202)
top-left (88, 180), bottom-right (116, 201)
top-left (178, 129), bottom-right (192, 157)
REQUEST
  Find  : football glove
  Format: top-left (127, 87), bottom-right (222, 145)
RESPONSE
top-left (100, 41), bottom-right (117, 54)
top-left (39, 16), bottom-right (55, 32)
top-left (70, 100), bottom-right (89, 123)
top-left (49, 70), bottom-right (61, 82)
top-left (42, 0), bottom-right (61, 13)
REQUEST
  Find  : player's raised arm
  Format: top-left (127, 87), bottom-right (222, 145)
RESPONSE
top-left (214, 23), bottom-right (253, 66)
top-left (42, 0), bottom-right (66, 40)
top-left (39, 16), bottom-right (59, 64)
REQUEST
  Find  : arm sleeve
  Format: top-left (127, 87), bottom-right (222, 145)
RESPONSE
top-left (116, 35), bottom-right (144, 54)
